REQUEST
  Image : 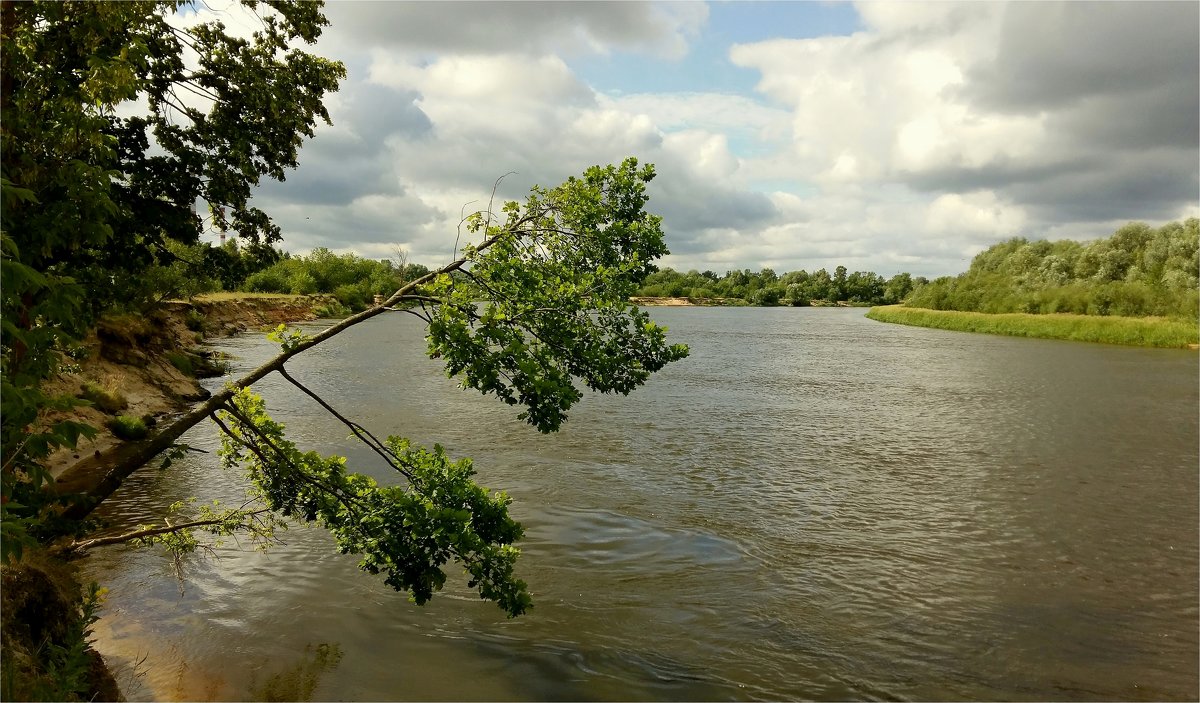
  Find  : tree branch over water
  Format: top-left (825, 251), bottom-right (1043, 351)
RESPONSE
top-left (54, 158), bottom-right (689, 616)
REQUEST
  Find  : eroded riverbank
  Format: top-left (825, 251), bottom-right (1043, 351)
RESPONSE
top-left (2, 294), bottom-right (334, 701)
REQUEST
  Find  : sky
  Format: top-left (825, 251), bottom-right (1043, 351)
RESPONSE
top-left (187, 1), bottom-right (1198, 279)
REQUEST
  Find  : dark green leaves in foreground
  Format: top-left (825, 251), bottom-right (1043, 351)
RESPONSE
top-left (427, 158), bottom-right (690, 433)
top-left (218, 389), bottom-right (531, 617)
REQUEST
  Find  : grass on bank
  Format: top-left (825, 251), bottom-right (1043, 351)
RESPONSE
top-left (192, 292), bottom-right (316, 302)
top-left (866, 305), bottom-right (1199, 349)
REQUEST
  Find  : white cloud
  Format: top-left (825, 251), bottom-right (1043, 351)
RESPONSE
top-left (201, 0), bottom-right (1197, 280)
top-left (322, 1), bottom-right (707, 60)
top-left (925, 191), bottom-right (1028, 241)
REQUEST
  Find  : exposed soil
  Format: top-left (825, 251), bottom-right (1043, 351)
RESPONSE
top-left (3, 295), bottom-right (334, 701)
top-left (45, 295), bottom-right (334, 483)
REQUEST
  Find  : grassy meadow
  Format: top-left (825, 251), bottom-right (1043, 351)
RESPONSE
top-left (866, 305), bottom-right (1199, 349)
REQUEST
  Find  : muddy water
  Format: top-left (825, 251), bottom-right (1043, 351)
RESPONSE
top-left (82, 307), bottom-right (1199, 700)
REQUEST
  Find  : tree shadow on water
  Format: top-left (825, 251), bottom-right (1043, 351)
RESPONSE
top-left (249, 642), bottom-right (344, 702)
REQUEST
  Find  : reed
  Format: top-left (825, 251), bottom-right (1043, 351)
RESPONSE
top-left (866, 305), bottom-right (1199, 349)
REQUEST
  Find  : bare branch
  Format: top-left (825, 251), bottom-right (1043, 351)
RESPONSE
top-left (275, 366), bottom-right (416, 482)
top-left (454, 200), bottom-right (477, 261)
top-left (62, 508), bottom-right (272, 554)
top-left (486, 171), bottom-right (517, 233)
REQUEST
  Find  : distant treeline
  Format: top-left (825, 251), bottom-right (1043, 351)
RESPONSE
top-left (908, 219), bottom-right (1198, 319)
top-left (144, 218), bottom-right (1197, 319)
top-left (635, 266), bottom-right (921, 306)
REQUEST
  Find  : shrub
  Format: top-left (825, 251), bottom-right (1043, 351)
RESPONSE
top-left (287, 270), bottom-right (319, 295)
top-left (191, 351), bottom-right (231, 378)
top-left (244, 269), bottom-right (289, 293)
top-left (106, 415), bottom-right (149, 440)
top-left (332, 283), bottom-right (370, 311)
top-left (314, 301), bottom-right (352, 318)
top-left (183, 308), bottom-right (207, 333)
top-left (79, 382), bottom-right (127, 414)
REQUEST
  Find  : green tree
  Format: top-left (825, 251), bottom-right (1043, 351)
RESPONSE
top-left (832, 265), bottom-right (848, 300)
top-left (1, 0), bottom-right (345, 561)
top-left (883, 272), bottom-right (914, 304)
top-left (56, 159), bottom-right (689, 620)
top-left (905, 220), bottom-right (1198, 319)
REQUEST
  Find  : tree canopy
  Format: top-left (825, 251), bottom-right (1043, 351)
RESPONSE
top-left (1, 0), bottom-right (344, 559)
top-left (906, 219), bottom-right (1199, 318)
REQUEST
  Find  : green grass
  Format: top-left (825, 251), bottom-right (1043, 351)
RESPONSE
top-left (165, 350), bottom-right (194, 376)
top-left (79, 382), bottom-right (128, 414)
top-left (866, 305), bottom-right (1199, 349)
top-left (106, 415), bottom-right (149, 440)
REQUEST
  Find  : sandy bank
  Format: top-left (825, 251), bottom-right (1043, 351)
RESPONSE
top-left (47, 295), bottom-right (334, 486)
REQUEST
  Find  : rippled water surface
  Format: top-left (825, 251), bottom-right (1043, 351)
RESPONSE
top-left (82, 307), bottom-right (1199, 701)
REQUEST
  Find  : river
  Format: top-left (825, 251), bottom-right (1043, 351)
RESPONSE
top-left (81, 307), bottom-right (1199, 701)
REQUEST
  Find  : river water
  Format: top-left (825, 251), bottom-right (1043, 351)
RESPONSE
top-left (81, 307), bottom-right (1198, 701)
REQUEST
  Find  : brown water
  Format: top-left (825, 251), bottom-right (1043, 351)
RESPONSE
top-left (81, 307), bottom-right (1199, 701)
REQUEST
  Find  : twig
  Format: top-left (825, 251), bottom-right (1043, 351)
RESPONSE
top-left (275, 366), bottom-right (416, 482)
top-left (64, 509), bottom-right (272, 552)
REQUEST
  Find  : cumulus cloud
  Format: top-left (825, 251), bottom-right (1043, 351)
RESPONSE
top-left (722, 0), bottom-right (1198, 275)
top-left (263, 37), bottom-right (781, 268)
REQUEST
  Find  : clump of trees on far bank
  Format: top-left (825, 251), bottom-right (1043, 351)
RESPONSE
top-left (906, 219), bottom-right (1199, 319)
top-left (635, 266), bottom-right (922, 306)
top-left (242, 247), bottom-right (431, 312)
top-left (130, 240), bottom-right (433, 315)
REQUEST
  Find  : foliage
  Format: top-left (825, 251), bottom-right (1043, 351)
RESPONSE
top-left (0, 554), bottom-right (108, 702)
top-left (216, 389), bottom-right (533, 616)
top-left (243, 249), bottom-right (429, 312)
top-left (165, 350), bottom-right (194, 376)
top-left (636, 265), bottom-right (916, 306)
top-left (905, 220), bottom-right (1199, 319)
top-left (1, 0), bottom-right (343, 562)
top-left (313, 301), bottom-right (352, 319)
top-left (1, 0), bottom-right (345, 317)
top-left (866, 305), bottom-right (1199, 348)
top-left (106, 415), bottom-right (149, 441)
top-left (427, 159), bottom-right (690, 433)
top-left (1, 232), bottom-right (98, 561)
top-left (30, 582), bottom-right (104, 701)
top-left (266, 324), bottom-right (313, 353)
top-left (1, 0), bottom-right (686, 628)
top-left (202, 158), bottom-right (689, 616)
top-left (184, 308), bottom-right (208, 333)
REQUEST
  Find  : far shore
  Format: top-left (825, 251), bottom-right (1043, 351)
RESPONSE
top-left (866, 305), bottom-right (1200, 349)
top-left (629, 296), bottom-right (865, 308)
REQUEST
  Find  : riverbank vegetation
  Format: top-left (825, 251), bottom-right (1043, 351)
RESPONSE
top-left (141, 240), bottom-right (434, 316)
top-left (866, 306), bottom-right (1199, 348)
top-left (906, 220), bottom-right (1199, 319)
top-left (869, 219), bottom-right (1200, 347)
top-left (635, 266), bottom-right (920, 306)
